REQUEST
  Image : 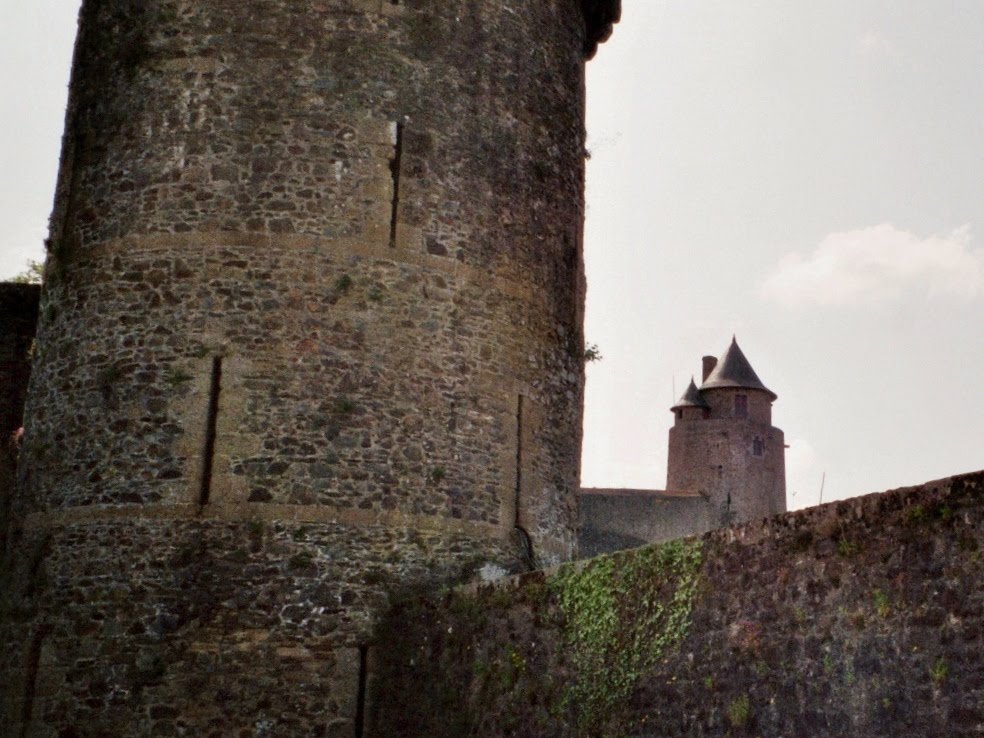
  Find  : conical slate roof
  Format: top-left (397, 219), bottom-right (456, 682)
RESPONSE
top-left (701, 337), bottom-right (777, 400)
top-left (671, 377), bottom-right (709, 411)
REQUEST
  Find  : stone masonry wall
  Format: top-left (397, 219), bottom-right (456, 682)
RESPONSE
top-left (701, 386), bottom-right (773, 425)
top-left (668, 415), bottom-right (786, 525)
top-left (22, 0), bottom-right (601, 564)
top-left (0, 516), bottom-right (516, 737)
top-left (2, 1), bottom-right (620, 736)
top-left (370, 470), bottom-right (984, 737)
top-left (578, 488), bottom-right (712, 557)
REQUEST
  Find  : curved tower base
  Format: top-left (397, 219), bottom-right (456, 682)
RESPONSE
top-left (2, 515), bottom-right (516, 737)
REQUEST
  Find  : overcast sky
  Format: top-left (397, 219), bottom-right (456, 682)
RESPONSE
top-left (2, 2), bottom-right (982, 509)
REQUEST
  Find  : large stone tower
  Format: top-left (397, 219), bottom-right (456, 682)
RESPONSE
top-left (1, 1), bottom-right (619, 735)
top-left (667, 337), bottom-right (787, 526)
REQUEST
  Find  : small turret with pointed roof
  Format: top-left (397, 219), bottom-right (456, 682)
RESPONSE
top-left (671, 377), bottom-right (709, 411)
top-left (701, 336), bottom-right (777, 401)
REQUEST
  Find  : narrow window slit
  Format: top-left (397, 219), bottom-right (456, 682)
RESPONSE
top-left (354, 644), bottom-right (369, 738)
top-left (514, 395), bottom-right (524, 528)
top-left (513, 395), bottom-right (535, 569)
top-left (198, 356), bottom-right (223, 507)
top-left (20, 628), bottom-right (47, 738)
top-left (388, 121), bottom-right (405, 248)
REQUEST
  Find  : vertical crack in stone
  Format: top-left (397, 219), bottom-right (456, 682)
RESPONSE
top-left (514, 395), bottom-right (536, 569)
top-left (20, 627), bottom-right (47, 738)
top-left (198, 357), bottom-right (223, 507)
top-left (388, 121), bottom-right (405, 248)
top-left (514, 394), bottom-right (524, 528)
top-left (354, 644), bottom-right (369, 738)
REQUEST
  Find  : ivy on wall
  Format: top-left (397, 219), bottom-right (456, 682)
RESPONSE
top-left (549, 538), bottom-right (704, 733)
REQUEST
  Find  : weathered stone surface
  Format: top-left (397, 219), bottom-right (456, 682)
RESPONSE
top-left (1, 517), bottom-right (516, 737)
top-left (371, 471), bottom-right (984, 737)
top-left (25, 0), bottom-right (599, 561)
top-left (2, 1), bottom-right (620, 735)
top-left (579, 488), bottom-right (711, 556)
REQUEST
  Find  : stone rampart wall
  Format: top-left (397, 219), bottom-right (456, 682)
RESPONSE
top-left (578, 488), bottom-right (711, 556)
top-left (370, 470), bottom-right (984, 737)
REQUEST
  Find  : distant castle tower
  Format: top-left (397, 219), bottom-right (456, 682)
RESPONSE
top-left (2, 2), bottom-right (619, 735)
top-left (579, 338), bottom-right (786, 556)
top-left (668, 337), bottom-right (787, 525)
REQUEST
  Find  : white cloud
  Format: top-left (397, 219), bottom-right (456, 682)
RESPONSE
top-left (857, 30), bottom-right (897, 57)
top-left (760, 224), bottom-right (984, 307)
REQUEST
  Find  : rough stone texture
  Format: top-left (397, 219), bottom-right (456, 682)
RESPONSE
top-left (2, 1), bottom-right (619, 735)
top-left (578, 488), bottom-right (711, 557)
top-left (371, 470), bottom-right (984, 737)
top-left (24, 236), bottom-right (557, 529)
top-left (22, 0), bottom-right (603, 562)
top-left (1, 517), bottom-right (516, 738)
top-left (0, 283), bottom-right (40, 557)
